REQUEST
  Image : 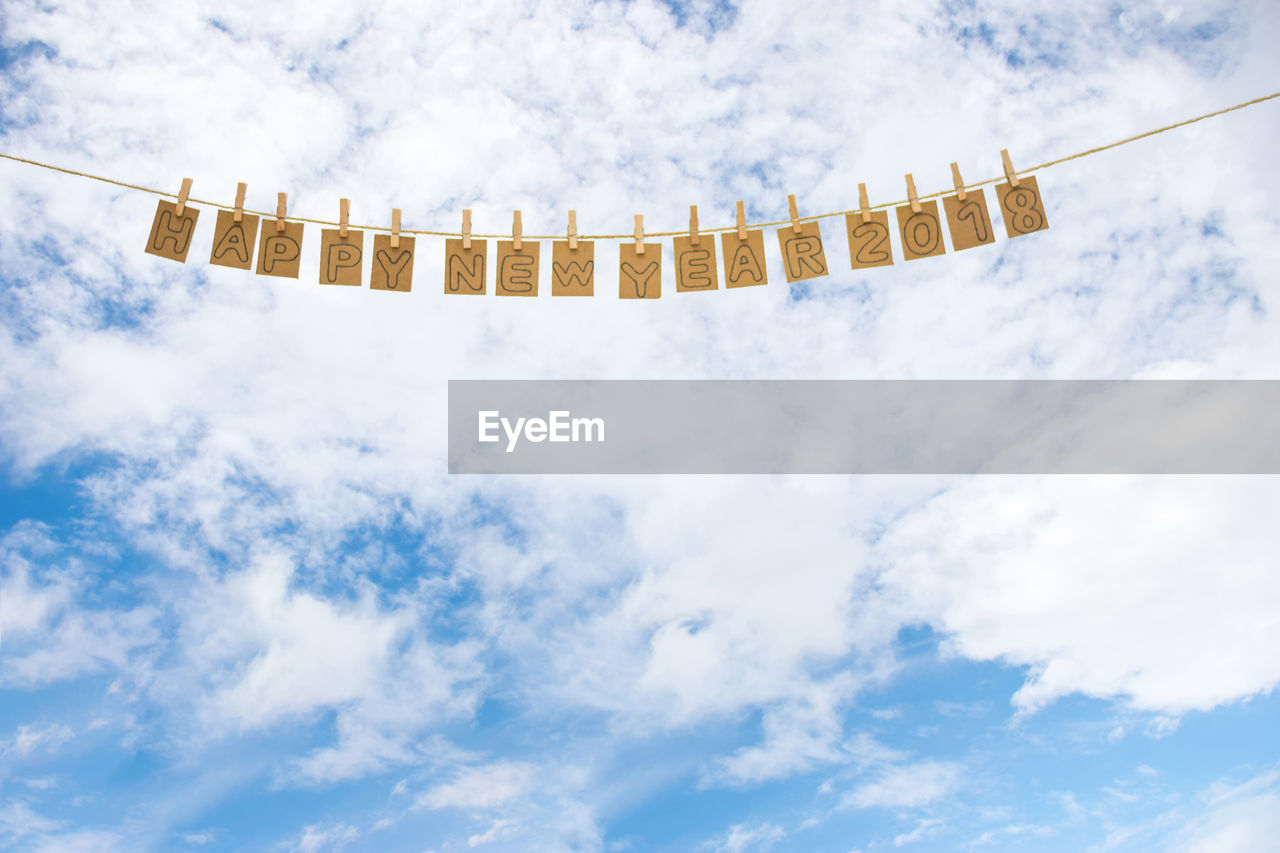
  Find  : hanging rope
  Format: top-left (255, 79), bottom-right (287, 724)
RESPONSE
top-left (2, 91), bottom-right (1277, 239)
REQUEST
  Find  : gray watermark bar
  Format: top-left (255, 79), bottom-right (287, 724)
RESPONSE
top-left (447, 380), bottom-right (1280, 474)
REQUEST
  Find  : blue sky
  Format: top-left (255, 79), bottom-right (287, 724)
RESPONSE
top-left (3, 1), bottom-right (1280, 851)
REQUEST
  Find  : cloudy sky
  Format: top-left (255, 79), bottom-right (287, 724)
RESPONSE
top-left (2, 1), bottom-right (1280, 851)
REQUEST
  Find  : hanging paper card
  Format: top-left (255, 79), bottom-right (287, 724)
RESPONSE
top-left (551, 241), bottom-right (595, 296)
top-left (844, 211), bottom-right (894, 269)
top-left (673, 235), bottom-right (719, 292)
top-left (256, 221), bottom-right (305, 278)
top-left (444, 239), bottom-right (487, 294)
top-left (496, 241), bottom-right (540, 297)
top-left (995, 175), bottom-right (1049, 237)
top-left (776, 222), bottom-right (829, 283)
top-left (942, 190), bottom-right (996, 251)
top-left (619, 244), bottom-right (661, 299)
top-left (719, 230), bottom-right (768, 288)
top-left (209, 209), bottom-right (258, 269)
top-left (144, 200), bottom-right (199, 262)
top-left (895, 200), bottom-right (946, 261)
top-left (370, 234), bottom-right (414, 292)
top-left (319, 228), bottom-right (364, 286)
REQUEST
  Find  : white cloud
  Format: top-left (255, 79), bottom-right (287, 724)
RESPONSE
top-left (1116, 769), bottom-right (1280, 853)
top-left (178, 552), bottom-right (482, 785)
top-left (0, 524), bottom-right (159, 689)
top-left (842, 760), bottom-right (963, 810)
top-left (466, 819), bottom-right (518, 848)
top-left (705, 674), bottom-right (859, 786)
top-left (874, 477), bottom-right (1280, 715)
top-left (0, 0), bottom-right (1278, 849)
top-left (894, 817), bottom-right (942, 846)
top-left (1, 723), bottom-right (73, 758)
top-left (0, 801), bottom-right (123, 853)
top-left (702, 822), bottom-right (785, 853)
top-left (279, 823), bottom-right (358, 853)
top-left (1176, 797), bottom-right (1280, 853)
top-left (414, 762), bottom-right (537, 812)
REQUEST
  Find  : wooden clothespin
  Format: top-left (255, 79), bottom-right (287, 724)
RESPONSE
top-left (339, 198), bottom-right (350, 238)
top-left (233, 182), bottom-right (247, 223)
top-left (175, 177), bottom-right (193, 217)
top-left (634, 214), bottom-right (645, 255)
top-left (787, 193), bottom-right (802, 234)
top-left (857, 183), bottom-right (872, 225)
top-left (735, 200), bottom-right (747, 241)
top-left (1000, 149), bottom-right (1021, 188)
top-left (512, 210), bottom-right (522, 251)
top-left (567, 209), bottom-right (578, 250)
top-left (904, 175), bottom-right (922, 214)
top-left (391, 208), bottom-right (402, 250)
top-left (276, 192), bottom-right (288, 232)
top-left (950, 163), bottom-right (968, 202)
top-left (462, 209), bottom-right (472, 250)
top-left (689, 205), bottom-right (700, 246)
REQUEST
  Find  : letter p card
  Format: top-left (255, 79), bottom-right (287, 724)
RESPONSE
top-left (320, 228), bottom-right (364, 286)
top-left (257, 221), bottom-right (305, 278)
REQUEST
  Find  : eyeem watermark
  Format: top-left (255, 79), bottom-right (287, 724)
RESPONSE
top-left (478, 410), bottom-right (606, 453)
top-left (450, 380), bottom-right (1280, 474)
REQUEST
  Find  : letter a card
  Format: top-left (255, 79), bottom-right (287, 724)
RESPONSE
top-left (719, 230), bottom-right (768, 288)
top-left (209, 209), bottom-right (259, 269)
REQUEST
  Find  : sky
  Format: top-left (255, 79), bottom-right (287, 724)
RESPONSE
top-left (2, 0), bottom-right (1280, 851)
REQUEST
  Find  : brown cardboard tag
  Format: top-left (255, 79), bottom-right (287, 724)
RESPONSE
top-left (719, 230), bottom-right (768, 288)
top-left (673, 235), bottom-right (719, 292)
top-left (942, 190), bottom-right (996, 251)
top-left (895, 201), bottom-right (946, 260)
top-left (551, 241), bottom-right (595, 296)
top-left (256, 221), bottom-right (305, 278)
top-left (776, 222), bottom-right (829, 282)
top-left (619, 244), bottom-right (662, 299)
top-left (496, 241), bottom-right (540, 297)
top-left (844, 211), bottom-right (894, 269)
top-left (995, 175), bottom-right (1049, 237)
top-left (444, 239), bottom-right (487, 294)
top-left (209, 209), bottom-right (258, 269)
top-left (319, 229), bottom-right (364, 285)
top-left (144, 200), bottom-right (199, 262)
top-left (370, 234), bottom-right (415, 292)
